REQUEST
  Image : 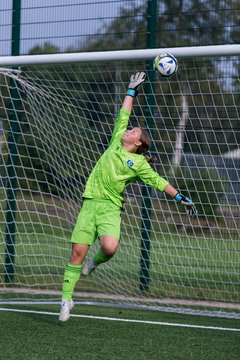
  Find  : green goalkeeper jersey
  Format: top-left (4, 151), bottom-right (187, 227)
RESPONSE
top-left (82, 108), bottom-right (169, 207)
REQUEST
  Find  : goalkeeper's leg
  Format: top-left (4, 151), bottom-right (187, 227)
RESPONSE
top-left (82, 236), bottom-right (119, 276)
top-left (59, 243), bottom-right (89, 322)
top-left (82, 203), bottom-right (121, 276)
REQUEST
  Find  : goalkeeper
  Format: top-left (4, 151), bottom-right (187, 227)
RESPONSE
top-left (59, 72), bottom-right (197, 322)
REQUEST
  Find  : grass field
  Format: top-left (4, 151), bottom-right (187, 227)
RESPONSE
top-left (1, 192), bottom-right (240, 359)
top-left (0, 304), bottom-right (240, 360)
top-left (1, 219), bottom-right (239, 302)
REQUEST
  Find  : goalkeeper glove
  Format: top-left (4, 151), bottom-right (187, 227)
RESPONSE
top-left (126, 72), bottom-right (146, 97)
top-left (174, 192), bottom-right (198, 217)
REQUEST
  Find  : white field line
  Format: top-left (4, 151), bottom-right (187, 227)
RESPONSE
top-left (0, 307), bottom-right (240, 332)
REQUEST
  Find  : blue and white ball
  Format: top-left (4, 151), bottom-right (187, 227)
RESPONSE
top-left (153, 53), bottom-right (178, 77)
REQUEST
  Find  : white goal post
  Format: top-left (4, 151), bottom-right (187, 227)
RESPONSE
top-left (0, 45), bottom-right (239, 319)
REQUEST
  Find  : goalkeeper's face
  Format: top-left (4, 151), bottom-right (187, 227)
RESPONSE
top-left (122, 127), bottom-right (151, 154)
top-left (122, 127), bottom-right (142, 147)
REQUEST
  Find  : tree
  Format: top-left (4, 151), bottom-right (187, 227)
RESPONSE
top-left (1, 43), bottom-right (112, 198)
top-left (78, 0), bottom-right (240, 158)
top-left (1, 2), bottom-right (239, 196)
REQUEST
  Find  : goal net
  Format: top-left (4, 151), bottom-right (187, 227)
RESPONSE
top-left (0, 46), bottom-right (239, 318)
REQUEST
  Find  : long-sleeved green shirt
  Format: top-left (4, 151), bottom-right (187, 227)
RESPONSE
top-left (82, 108), bottom-right (169, 207)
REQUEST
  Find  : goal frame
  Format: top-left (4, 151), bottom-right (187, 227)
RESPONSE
top-left (0, 44), bottom-right (240, 318)
top-left (0, 44), bottom-right (239, 67)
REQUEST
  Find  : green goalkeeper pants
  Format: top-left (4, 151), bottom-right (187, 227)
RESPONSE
top-left (71, 199), bottom-right (121, 245)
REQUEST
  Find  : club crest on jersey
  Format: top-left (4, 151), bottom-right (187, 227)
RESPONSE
top-left (127, 159), bottom-right (134, 168)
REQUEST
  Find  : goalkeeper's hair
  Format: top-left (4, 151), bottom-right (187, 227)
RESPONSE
top-left (136, 128), bottom-right (157, 163)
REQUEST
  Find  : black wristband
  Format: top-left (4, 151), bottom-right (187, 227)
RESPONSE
top-left (126, 88), bottom-right (138, 97)
top-left (174, 193), bottom-right (182, 202)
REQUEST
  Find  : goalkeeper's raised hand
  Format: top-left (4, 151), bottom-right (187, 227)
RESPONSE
top-left (174, 192), bottom-right (198, 217)
top-left (126, 72), bottom-right (146, 97)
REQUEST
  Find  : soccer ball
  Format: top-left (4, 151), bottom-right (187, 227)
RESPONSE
top-left (153, 53), bottom-right (178, 77)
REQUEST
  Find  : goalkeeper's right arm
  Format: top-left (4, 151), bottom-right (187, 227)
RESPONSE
top-left (110, 72), bottom-right (146, 145)
top-left (122, 71), bottom-right (146, 112)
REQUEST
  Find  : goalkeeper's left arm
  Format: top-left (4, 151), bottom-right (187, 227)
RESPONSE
top-left (137, 160), bottom-right (197, 217)
top-left (164, 183), bottom-right (197, 217)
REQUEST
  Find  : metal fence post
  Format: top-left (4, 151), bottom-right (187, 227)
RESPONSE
top-left (5, 0), bottom-right (21, 283)
top-left (139, 0), bottom-right (157, 293)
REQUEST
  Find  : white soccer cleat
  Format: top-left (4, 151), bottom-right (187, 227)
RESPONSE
top-left (59, 299), bottom-right (74, 322)
top-left (82, 259), bottom-right (97, 276)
